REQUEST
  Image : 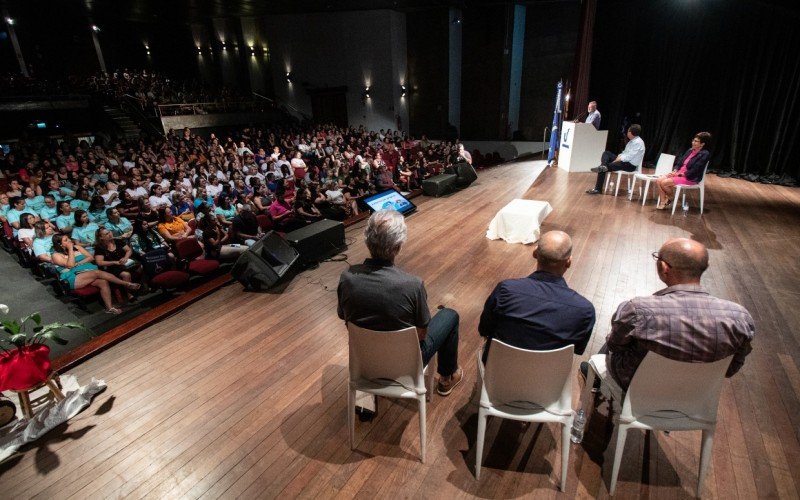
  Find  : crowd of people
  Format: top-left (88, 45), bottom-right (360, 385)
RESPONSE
top-left (0, 117), bottom-right (483, 314)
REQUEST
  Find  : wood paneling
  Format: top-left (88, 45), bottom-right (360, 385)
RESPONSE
top-left (2, 160), bottom-right (799, 499)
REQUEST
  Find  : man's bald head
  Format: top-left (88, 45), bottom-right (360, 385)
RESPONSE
top-left (534, 231), bottom-right (573, 275)
top-left (658, 238), bottom-right (709, 283)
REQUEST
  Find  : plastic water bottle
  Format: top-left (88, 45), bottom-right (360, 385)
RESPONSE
top-left (682, 198), bottom-right (689, 216)
top-left (571, 409), bottom-right (586, 444)
top-left (609, 181), bottom-right (615, 192)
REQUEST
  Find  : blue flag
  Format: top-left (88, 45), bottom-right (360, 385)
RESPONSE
top-left (547, 80), bottom-right (563, 163)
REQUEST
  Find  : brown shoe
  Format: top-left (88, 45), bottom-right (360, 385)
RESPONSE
top-left (436, 367), bottom-right (464, 396)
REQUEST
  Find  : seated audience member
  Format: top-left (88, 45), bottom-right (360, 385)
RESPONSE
top-left (478, 230), bottom-right (596, 361)
top-left (16, 213), bottom-right (37, 252)
top-left (0, 194), bottom-right (10, 222)
top-left (38, 194), bottom-right (58, 223)
top-left (89, 195), bottom-right (108, 226)
top-left (32, 221), bottom-right (55, 264)
top-left (294, 190), bottom-right (323, 223)
top-left (70, 188), bottom-right (91, 211)
top-left (5, 196), bottom-right (27, 233)
top-left (50, 234), bottom-right (140, 314)
top-left (137, 199), bottom-right (160, 229)
top-left (230, 203), bottom-right (262, 246)
top-left (655, 132), bottom-right (712, 210)
top-left (117, 191), bottom-right (140, 219)
top-left (582, 238), bottom-right (756, 392)
top-left (455, 144), bottom-right (472, 165)
top-left (54, 201), bottom-right (75, 235)
top-left (171, 193), bottom-right (195, 221)
top-left (156, 207), bottom-right (191, 243)
top-left (148, 185), bottom-right (172, 210)
top-left (125, 178), bottom-right (148, 201)
top-left (23, 185), bottom-right (45, 212)
top-left (105, 207), bottom-right (133, 239)
top-left (214, 195), bottom-right (237, 228)
top-left (71, 209), bottom-right (100, 248)
top-left (586, 124), bottom-right (645, 195)
top-left (374, 164), bottom-right (396, 192)
top-left (337, 209), bottom-right (463, 396)
top-left (94, 227), bottom-right (138, 296)
top-left (269, 187), bottom-right (304, 231)
top-left (196, 204), bottom-right (244, 260)
top-left (130, 217), bottom-right (171, 258)
top-left (325, 180), bottom-right (358, 217)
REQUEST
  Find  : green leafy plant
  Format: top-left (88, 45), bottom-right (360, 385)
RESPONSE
top-left (0, 305), bottom-right (83, 353)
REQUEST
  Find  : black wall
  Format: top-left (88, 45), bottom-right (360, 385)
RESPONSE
top-left (406, 8), bottom-right (449, 139)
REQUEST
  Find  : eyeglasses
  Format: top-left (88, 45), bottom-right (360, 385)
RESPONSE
top-left (651, 251), bottom-right (672, 267)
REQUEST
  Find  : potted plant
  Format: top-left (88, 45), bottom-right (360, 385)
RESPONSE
top-left (0, 304), bottom-right (83, 393)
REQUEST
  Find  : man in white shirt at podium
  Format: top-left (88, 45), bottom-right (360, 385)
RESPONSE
top-left (586, 124), bottom-right (645, 195)
top-left (585, 101), bottom-right (601, 130)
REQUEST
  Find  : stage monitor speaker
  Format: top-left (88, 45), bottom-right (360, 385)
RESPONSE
top-left (453, 162), bottom-right (478, 187)
top-left (423, 173), bottom-right (457, 197)
top-left (231, 231), bottom-right (299, 290)
top-left (285, 219), bottom-right (346, 266)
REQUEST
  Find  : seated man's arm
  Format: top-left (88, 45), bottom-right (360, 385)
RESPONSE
top-left (478, 284), bottom-right (501, 338)
top-left (605, 300), bottom-right (637, 353)
top-left (726, 314), bottom-right (756, 377)
top-left (573, 305), bottom-right (597, 356)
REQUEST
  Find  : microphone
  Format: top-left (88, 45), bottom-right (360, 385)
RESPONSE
top-left (573, 111), bottom-right (587, 123)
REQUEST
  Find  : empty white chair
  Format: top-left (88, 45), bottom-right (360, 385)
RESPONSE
top-left (347, 323), bottom-right (436, 462)
top-left (630, 153), bottom-right (675, 205)
top-left (579, 352), bottom-right (732, 496)
top-left (672, 161), bottom-right (710, 215)
top-left (604, 163), bottom-right (643, 197)
top-left (475, 341), bottom-right (574, 491)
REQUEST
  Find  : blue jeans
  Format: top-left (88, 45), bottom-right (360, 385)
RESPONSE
top-left (420, 307), bottom-right (460, 376)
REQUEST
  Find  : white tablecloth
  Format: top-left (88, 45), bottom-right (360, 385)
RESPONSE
top-left (486, 199), bottom-right (553, 244)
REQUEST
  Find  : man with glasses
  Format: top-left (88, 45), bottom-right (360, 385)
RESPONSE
top-left (581, 237), bottom-right (755, 391)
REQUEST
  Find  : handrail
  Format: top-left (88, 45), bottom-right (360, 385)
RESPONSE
top-left (253, 92), bottom-right (310, 121)
top-left (156, 100), bottom-right (269, 117)
top-left (120, 95), bottom-right (165, 137)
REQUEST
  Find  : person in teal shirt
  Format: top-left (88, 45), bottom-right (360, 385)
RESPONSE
top-left (31, 221), bottom-right (55, 264)
top-left (23, 186), bottom-right (45, 212)
top-left (70, 188), bottom-right (91, 212)
top-left (0, 193), bottom-right (10, 220)
top-left (70, 210), bottom-right (100, 248)
top-left (104, 207), bottom-right (133, 239)
top-left (55, 201), bottom-right (76, 235)
top-left (214, 195), bottom-right (237, 229)
top-left (5, 197), bottom-right (29, 235)
top-left (38, 195), bottom-right (59, 222)
top-left (88, 195), bottom-right (108, 226)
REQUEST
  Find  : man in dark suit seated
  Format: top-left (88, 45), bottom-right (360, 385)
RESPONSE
top-left (478, 230), bottom-right (596, 361)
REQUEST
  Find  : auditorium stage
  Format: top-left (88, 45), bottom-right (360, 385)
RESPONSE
top-left (2, 159), bottom-right (800, 499)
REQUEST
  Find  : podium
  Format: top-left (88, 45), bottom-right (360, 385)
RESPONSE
top-left (558, 122), bottom-right (608, 173)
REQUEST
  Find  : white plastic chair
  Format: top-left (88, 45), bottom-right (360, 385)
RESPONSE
top-left (672, 161), bottom-right (710, 215)
top-left (475, 341), bottom-right (574, 490)
top-left (347, 323), bottom-right (436, 462)
top-left (630, 153), bottom-right (675, 205)
top-left (604, 163), bottom-right (643, 197)
top-left (580, 352), bottom-right (732, 496)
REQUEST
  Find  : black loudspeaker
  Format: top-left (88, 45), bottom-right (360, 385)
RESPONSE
top-left (423, 173), bottom-right (457, 197)
top-left (231, 231), bottom-right (299, 290)
top-left (285, 219), bottom-right (346, 266)
top-left (453, 162), bottom-right (478, 187)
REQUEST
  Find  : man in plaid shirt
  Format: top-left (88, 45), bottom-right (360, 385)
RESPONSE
top-left (586, 238), bottom-right (755, 391)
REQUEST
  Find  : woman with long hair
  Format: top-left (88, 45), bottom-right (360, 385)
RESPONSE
top-left (51, 234), bottom-right (139, 314)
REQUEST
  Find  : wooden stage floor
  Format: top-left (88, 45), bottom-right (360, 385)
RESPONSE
top-left (2, 160), bottom-right (799, 499)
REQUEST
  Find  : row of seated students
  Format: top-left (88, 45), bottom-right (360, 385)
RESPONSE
top-left (0, 120), bottom-right (487, 313)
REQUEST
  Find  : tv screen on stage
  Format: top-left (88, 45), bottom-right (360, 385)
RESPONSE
top-left (362, 189), bottom-right (417, 216)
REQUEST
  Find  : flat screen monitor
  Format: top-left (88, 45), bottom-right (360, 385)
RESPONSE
top-left (362, 189), bottom-right (417, 216)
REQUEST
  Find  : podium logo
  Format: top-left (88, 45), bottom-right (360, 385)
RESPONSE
top-left (561, 128), bottom-right (572, 149)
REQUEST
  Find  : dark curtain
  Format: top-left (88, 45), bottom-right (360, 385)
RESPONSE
top-left (570, 0), bottom-right (597, 122)
top-left (591, 0), bottom-right (800, 182)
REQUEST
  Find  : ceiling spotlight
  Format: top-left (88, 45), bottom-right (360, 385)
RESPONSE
top-left (400, 85), bottom-right (407, 97)
top-left (364, 86), bottom-right (371, 99)
top-left (5, 17), bottom-right (14, 26)
top-left (91, 24), bottom-right (100, 32)
top-left (452, 18), bottom-right (462, 25)
top-left (221, 42), bottom-right (226, 50)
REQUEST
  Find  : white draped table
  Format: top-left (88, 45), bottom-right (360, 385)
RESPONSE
top-left (486, 199), bottom-right (553, 244)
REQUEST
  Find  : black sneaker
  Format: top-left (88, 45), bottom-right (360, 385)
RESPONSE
top-left (355, 406), bottom-right (376, 422)
top-left (580, 361), bottom-right (601, 392)
top-left (590, 165), bottom-right (608, 173)
top-left (585, 189), bottom-right (601, 195)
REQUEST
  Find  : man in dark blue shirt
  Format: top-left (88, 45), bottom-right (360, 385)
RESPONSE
top-left (478, 230), bottom-right (596, 361)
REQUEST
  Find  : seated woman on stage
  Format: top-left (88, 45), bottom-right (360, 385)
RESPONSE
top-left (655, 132), bottom-right (712, 210)
top-left (50, 234), bottom-right (140, 314)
